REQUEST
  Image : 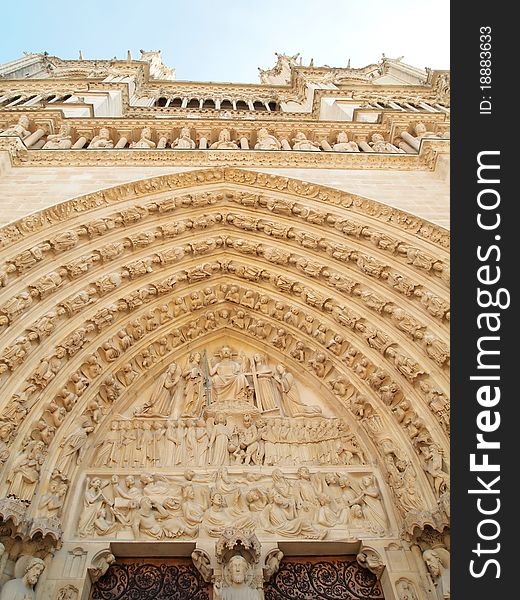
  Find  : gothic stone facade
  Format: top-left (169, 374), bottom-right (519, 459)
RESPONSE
top-left (0, 51), bottom-right (450, 600)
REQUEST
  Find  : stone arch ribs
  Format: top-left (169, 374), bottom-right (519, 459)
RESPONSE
top-left (0, 168), bottom-right (449, 533)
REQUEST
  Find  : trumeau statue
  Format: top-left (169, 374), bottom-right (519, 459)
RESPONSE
top-left (214, 554), bottom-right (261, 600)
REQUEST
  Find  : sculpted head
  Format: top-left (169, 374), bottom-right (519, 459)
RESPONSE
top-left (219, 129), bottom-right (231, 142)
top-left (297, 467), bottom-right (310, 480)
top-left (423, 549), bottom-right (443, 578)
top-left (24, 557), bottom-right (45, 586)
top-left (228, 555), bottom-right (249, 584)
top-left (99, 127), bottom-right (111, 140)
top-left (415, 122), bottom-right (427, 135)
top-left (18, 115), bottom-right (30, 128)
top-left (337, 131), bottom-right (348, 143)
top-left (221, 346), bottom-right (232, 358)
top-left (180, 127), bottom-right (191, 138)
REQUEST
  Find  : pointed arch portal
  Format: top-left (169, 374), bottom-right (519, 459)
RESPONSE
top-left (0, 168), bottom-right (449, 599)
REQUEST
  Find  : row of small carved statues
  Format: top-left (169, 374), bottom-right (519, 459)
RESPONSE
top-left (0, 115), bottom-right (448, 152)
top-left (77, 468), bottom-right (389, 540)
top-left (91, 414), bottom-right (365, 469)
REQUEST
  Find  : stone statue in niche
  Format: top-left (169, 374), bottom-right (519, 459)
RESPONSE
top-left (130, 126), bottom-right (156, 148)
top-left (42, 123), bottom-right (73, 149)
top-left (254, 127), bottom-right (281, 150)
top-left (0, 556), bottom-right (45, 600)
top-left (0, 114), bottom-right (31, 139)
top-left (291, 131), bottom-right (320, 151)
top-left (171, 126), bottom-right (196, 149)
top-left (212, 529), bottom-right (264, 600)
top-left (332, 131), bottom-right (360, 152)
top-left (209, 346), bottom-right (252, 404)
top-left (423, 548), bottom-right (450, 599)
top-left (87, 127), bottom-right (114, 149)
top-left (369, 133), bottom-right (404, 153)
top-left (134, 362), bottom-right (182, 417)
top-left (210, 129), bottom-right (239, 149)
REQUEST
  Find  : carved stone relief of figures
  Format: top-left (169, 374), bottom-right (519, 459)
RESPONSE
top-left (56, 584), bottom-right (79, 600)
top-left (396, 578), bottom-right (419, 600)
top-left (94, 412), bottom-right (364, 469)
top-left (76, 467), bottom-right (386, 542)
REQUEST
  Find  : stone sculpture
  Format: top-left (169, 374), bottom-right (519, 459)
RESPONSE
top-left (0, 556), bottom-right (45, 600)
top-left (42, 123), bottom-right (73, 149)
top-left (87, 128), bottom-right (114, 149)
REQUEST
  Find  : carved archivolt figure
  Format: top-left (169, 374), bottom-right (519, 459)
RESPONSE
top-left (171, 126), bottom-right (196, 149)
top-left (0, 114), bottom-right (31, 139)
top-left (254, 127), bottom-right (281, 150)
top-left (43, 123), bottom-right (73, 149)
top-left (6, 440), bottom-right (45, 501)
top-left (57, 419), bottom-right (95, 477)
top-left (332, 131), bottom-right (360, 152)
top-left (292, 131), bottom-right (320, 151)
top-left (130, 126), bottom-right (156, 148)
top-left (0, 556), bottom-right (45, 600)
top-left (88, 127), bottom-right (114, 149)
top-left (274, 364), bottom-right (322, 417)
top-left (210, 129), bottom-right (239, 150)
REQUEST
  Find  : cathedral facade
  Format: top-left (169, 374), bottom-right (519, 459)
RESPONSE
top-left (0, 51), bottom-right (450, 600)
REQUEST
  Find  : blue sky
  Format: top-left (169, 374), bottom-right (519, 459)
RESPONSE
top-left (1, 0), bottom-right (449, 83)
